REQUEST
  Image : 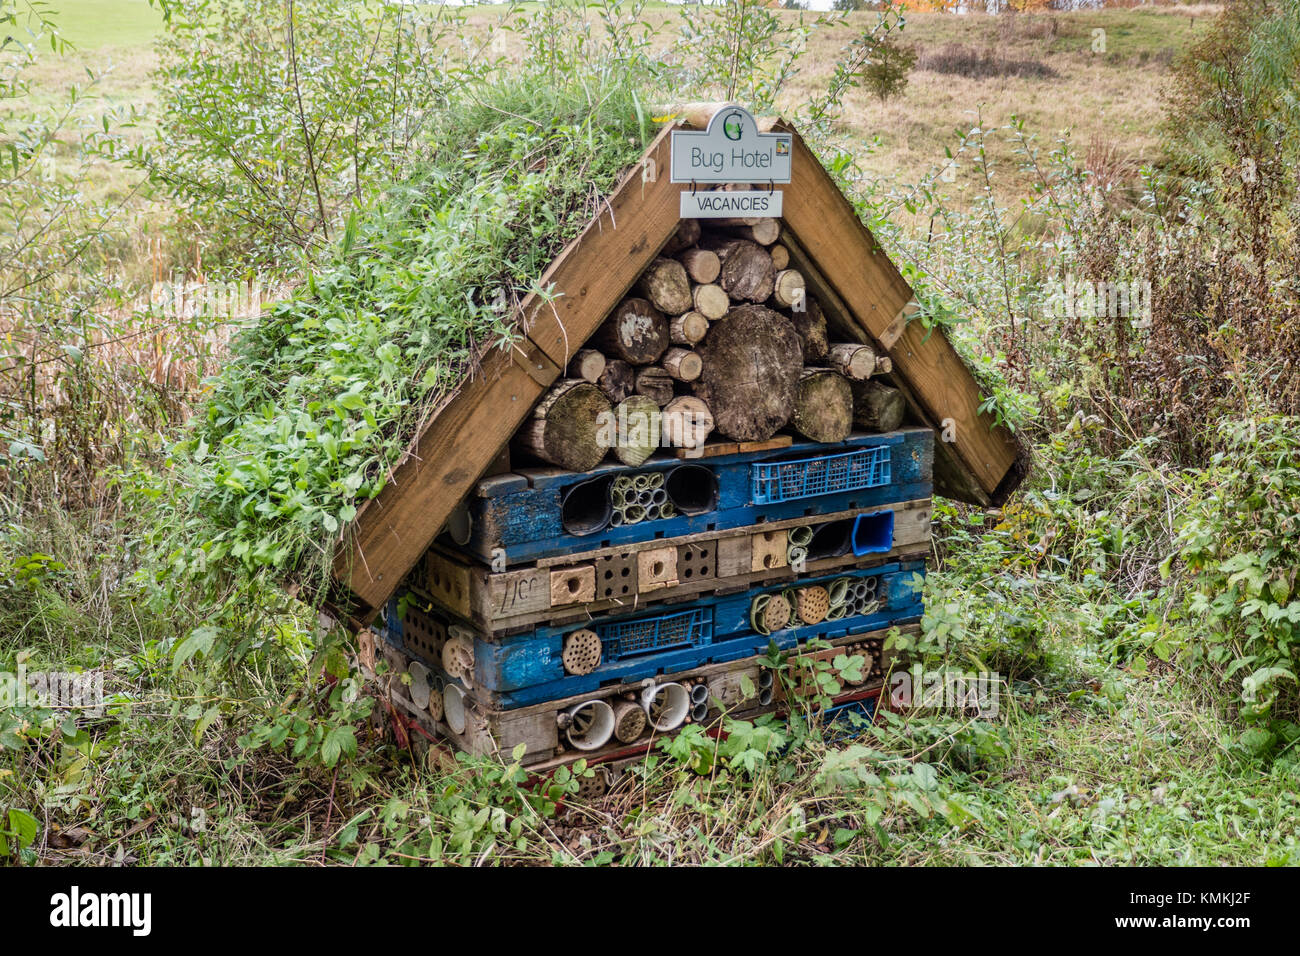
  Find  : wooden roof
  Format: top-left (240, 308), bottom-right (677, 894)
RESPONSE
top-left (331, 108), bottom-right (1028, 625)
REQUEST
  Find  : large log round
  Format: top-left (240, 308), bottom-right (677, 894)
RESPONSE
top-left (513, 380), bottom-right (612, 472)
top-left (693, 304), bottom-right (801, 442)
top-left (701, 237), bottom-right (775, 303)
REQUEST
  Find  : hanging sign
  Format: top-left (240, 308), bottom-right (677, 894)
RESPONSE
top-left (680, 189), bottom-right (783, 219)
top-left (669, 105), bottom-right (793, 184)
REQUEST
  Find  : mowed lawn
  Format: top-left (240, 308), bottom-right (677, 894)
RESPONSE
top-left (40, 0), bottom-right (165, 49)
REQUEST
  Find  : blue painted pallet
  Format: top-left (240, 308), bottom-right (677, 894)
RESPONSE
top-left (821, 695), bottom-right (880, 745)
top-left (382, 561), bottom-right (926, 709)
top-left (458, 428), bottom-right (934, 566)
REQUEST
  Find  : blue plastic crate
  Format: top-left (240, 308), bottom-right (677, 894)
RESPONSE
top-left (597, 607), bottom-right (713, 662)
top-left (751, 445), bottom-right (891, 505)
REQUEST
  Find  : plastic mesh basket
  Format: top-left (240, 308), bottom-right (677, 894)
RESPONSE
top-left (597, 607), bottom-right (713, 661)
top-left (751, 445), bottom-right (891, 505)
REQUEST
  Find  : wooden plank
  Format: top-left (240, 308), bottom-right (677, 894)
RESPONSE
top-left (670, 434), bottom-right (792, 460)
top-left (774, 121), bottom-right (1022, 503)
top-left (334, 340), bottom-right (559, 616)
top-left (483, 567), bottom-right (551, 621)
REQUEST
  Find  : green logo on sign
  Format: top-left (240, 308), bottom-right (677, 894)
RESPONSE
top-left (722, 110), bottom-right (744, 141)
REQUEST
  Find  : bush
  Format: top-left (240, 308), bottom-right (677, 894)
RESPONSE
top-left (1177, 417), bottom-right (1300, 758)
top-left (916, 43), bottom-right (1057, 79)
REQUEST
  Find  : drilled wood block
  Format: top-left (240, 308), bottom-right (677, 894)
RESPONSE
top-left (637, 546), bottom-right (679, 593)
top-left (750, 529), bottom-right (789, 573)
top-left (550, 565), bottom-right (596, 606)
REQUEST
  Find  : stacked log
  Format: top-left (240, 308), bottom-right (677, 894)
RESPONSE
top-left (513, 379), bottom-right (612, 472)
top-left (516, 217), bottom-right (905, 470)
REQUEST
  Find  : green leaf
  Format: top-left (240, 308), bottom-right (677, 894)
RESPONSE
top-left (7, 809), bottom-right (38, 850)
top-left (173, 625), bottom-right (219, 675)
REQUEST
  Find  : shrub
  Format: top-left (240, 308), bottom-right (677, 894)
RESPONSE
top-left (916, 43), bottom-right (1058, 79)
top-left (1177, 417), bottom-right (1300, 758)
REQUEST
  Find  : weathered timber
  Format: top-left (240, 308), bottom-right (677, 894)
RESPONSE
top-left (662, 347), bottom-right (703, 382)
top-left (791, 368), bottom-right (853, 443)
top-left (770, 268), bottom-right (805, 309)
top-left (566, 348), bottom-right (606, 383)
top-left (611, 395), bottom-right (662, 467)
top-left (700, 237), bottom-right (775, 304)
top-left (692, 304), bottom-right (801, 442)
top-left (692, 283), bottom-right (730, 320)
top-left (669, 311), bottom-right (709, 346)
top-left (661, 395), bottom-right (714, 453)
top-left (636, 257), bottom-right (693, 316)
top-left (851, 379), bottom-right (907, 433)
top-left (513, 379), bottom-right (612, 472)
top-left (596, 358), bottom-right (635, 404)
top-left (789, 295), bottom-right (829, 363)
top-left (676, 248), bottom-right (721, 284)
top-left (826, 342), bottom-right (878, 380)
top-left (660, 218), bottom-right (702, 256)
top-left (592, 298), bottom-right (670, 365)
top-left (634, 366), bottom-right (675, 406)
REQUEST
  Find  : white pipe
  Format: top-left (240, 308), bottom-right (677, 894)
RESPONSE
top-left (641, 682), bottom-right (690, 732)
top-left (443, 683), bottom-right (467, 735)
top-left (564, 699), bottom-right (616, 751)
top-left (408, 661), bottom-right (432, 710)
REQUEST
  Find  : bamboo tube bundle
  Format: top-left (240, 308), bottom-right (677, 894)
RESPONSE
top-left (609, 471), bottom-right (670, 527)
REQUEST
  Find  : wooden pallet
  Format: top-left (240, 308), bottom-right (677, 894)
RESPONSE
top-left (373, 624), bottom-right (913, 768)
top-left (380, 561), bottom-right (924, 708)
top-left (455, 428), bottom-right (933, 566)
top-left (414, 497), bottom-right (932, 632)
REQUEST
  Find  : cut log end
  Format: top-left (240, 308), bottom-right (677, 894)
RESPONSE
top-left (634, 365), bottom-right (675, 406)
top-left (611, 395), bottom-right (662, 468)
top-left (670, 311), bottom-right (709, 346)
top-left (566, 348), bottom-right (607, 384)
top-left (692, 283), bottom-right (730, 321)
top-left (514, 380), bottom-right (612, 472)
top-left (851, 379), bottom-right (907, 433)
top-left (662, 346), bottom-right (703, 382)
top-left (693, 304), bottom-right (801, 442)
top-left (594, 298), bottom-right (669, 365)
top-left (637, 257), bottom-right (693, 316)
top-left (792, 368), bottom-right (853, 443)
top-left (827, 342), bottom-right (878, 381)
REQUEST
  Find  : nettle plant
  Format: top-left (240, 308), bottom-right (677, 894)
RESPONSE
top-left (1177, 416), bottom-right (1300, 759)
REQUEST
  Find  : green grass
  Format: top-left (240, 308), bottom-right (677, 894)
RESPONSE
top-left (40, 0), bottom-right (165, 50)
